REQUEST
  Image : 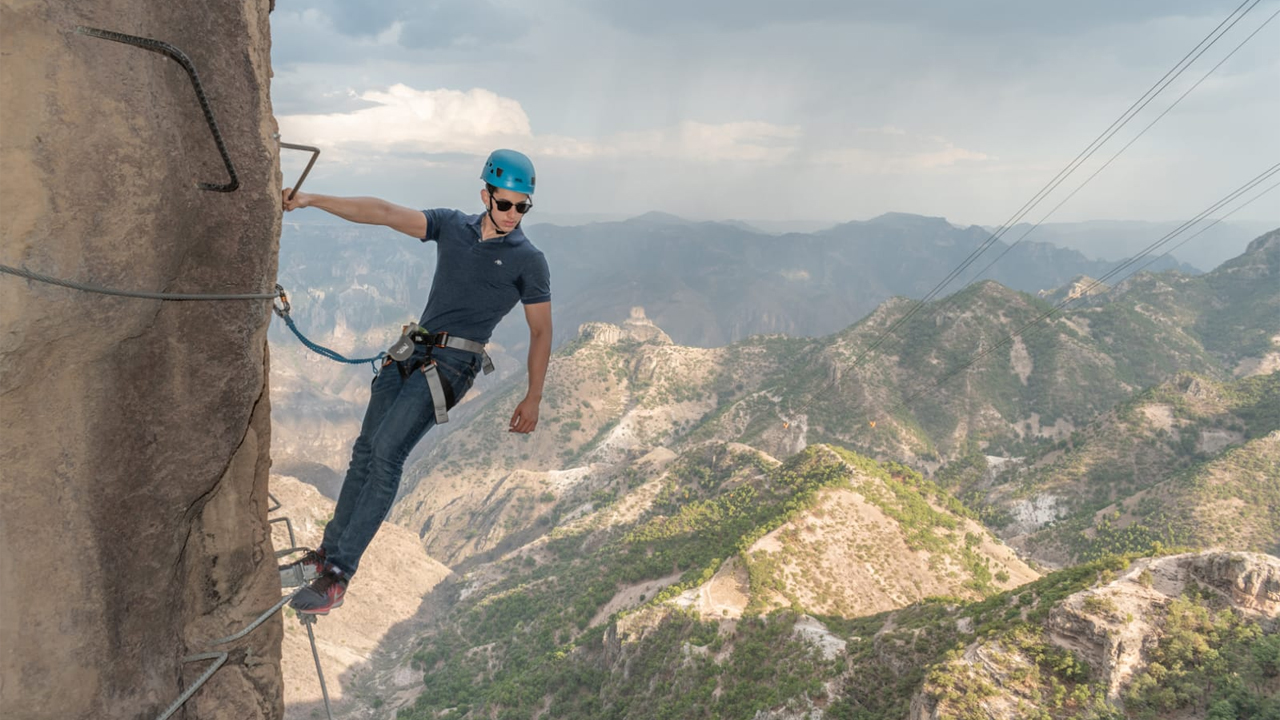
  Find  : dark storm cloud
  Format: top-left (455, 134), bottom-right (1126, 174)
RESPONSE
top-left (580, 0), bottom-right (1248, 35)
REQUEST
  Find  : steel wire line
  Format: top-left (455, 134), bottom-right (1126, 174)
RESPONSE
top-left (1125, 179), bottom-right (1280, 277)
top-left (841, 0), bottom-right (1262, 372)
top-left (891, 162), bottom-right (1280, 414)
top-left (963, 178), bottom-right (1280, 457)
top-left (967, 179), bottom-right (1280, 460)
top-left (960, 4), bottom-right (1280, 288)
top-left (952, 174), bottom-right (1280, 472)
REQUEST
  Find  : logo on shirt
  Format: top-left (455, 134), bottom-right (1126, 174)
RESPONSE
top-left (494, 259), bottom-right (503, 266)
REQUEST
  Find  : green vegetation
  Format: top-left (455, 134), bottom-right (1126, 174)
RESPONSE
top-left (819, 556), bottom-right (1132, 720)
top-left (1008, 371), bottom-right (1280, 563)
top-left (1126, 594), bottom-right (1280, 719)
top-left (1196, 231), bottom-right (1280, 360)
top-left (398, 428), bottom-right (1267, 720)
top-left (395, 434), bottom-right (1278, 720)
top-left (396, 444), bottom-right (1033, 719)
top-left (935, 450), bottom-right (989, 495)
top-left (923, 624), bottom-right (1117, 720)
top-left (397, 445), bottom-right (853, 719)
top-left (538, 610), bottom-right (840, 720)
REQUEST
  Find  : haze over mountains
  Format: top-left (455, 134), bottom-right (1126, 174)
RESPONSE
top-left (274, 211), bottom-right (1216, 353)
top-left (268, 213), bottom-right (1267, 493)
top-left (1014, 219), bottom-right (1277, 273)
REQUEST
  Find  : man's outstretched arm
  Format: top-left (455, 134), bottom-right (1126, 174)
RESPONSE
top-left (509, 301), bottom-right (552, 434)
top-left (282, 189), bottom-right (427, 239)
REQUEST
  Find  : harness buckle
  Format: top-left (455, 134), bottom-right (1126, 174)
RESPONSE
top-left (387, 326), bottom-right (416, 361)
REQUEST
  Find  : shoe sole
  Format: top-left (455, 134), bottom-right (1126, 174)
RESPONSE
top-left (293, 597), bottom-right (344, 615)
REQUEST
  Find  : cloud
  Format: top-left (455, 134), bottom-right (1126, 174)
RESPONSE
top-left (278, 82), bottom-right (992, 176)
top-left (576, 0), bottom-right (1246, 36)
top-left (811, 129), bottom-right (992, 173)
top-left (274, 0), bottom-right (532, 57)
top-left (279, 85), bottom-right (533, 156)
top-left (858, 125), bottom-right (909, 136)
top-left (910, 145), bottom-right (991, 169)
top-left (278, 84), bottom-right (804, 163)
top-left (598, 121), bottom-right (801, 162)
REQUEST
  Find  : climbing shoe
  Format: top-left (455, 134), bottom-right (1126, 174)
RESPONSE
top-left (290, 568), bottom-right (347, 615)
top-left (278, 548), bottom-right (326, 588)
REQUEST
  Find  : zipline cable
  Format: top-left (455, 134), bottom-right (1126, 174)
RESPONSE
top-left (842, 0), bottom-right (1262, 372)
top-left (889, 162), bottom-right (1280, 415)
top-left (959, 4), bottom-right (1280, 288)
top-left (1123, 179), bottom-right (1280, 278)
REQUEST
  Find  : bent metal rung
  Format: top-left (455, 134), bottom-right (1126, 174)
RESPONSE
top-left (75, 26), bottom-right (239, 192)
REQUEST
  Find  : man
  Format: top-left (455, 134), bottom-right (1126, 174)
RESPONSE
top-left (279, 149), bottom-right (552, 614)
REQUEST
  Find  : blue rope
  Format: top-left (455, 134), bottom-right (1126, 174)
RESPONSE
top-left (277, 313), bottom-right (384, 374)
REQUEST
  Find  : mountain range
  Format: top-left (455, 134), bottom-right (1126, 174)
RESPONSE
top-left (268, 221), bottom-right (1279, 720)
top-left (386, 230), bottom-right (1278, 567)
top-left (267, 212), bottom-right (1223, 491)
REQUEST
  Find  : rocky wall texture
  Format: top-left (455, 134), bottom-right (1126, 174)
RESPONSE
top-left (0, 1), bottom-right (282, 718)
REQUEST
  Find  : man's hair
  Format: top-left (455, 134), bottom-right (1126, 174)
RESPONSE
top-left (485, 183), bottom-right (497, 195)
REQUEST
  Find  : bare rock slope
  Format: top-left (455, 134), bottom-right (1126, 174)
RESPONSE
top-left (1, 3), bottom-right (282, 718)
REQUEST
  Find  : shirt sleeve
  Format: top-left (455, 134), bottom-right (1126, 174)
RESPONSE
top-left (518, 251), bottom-right (552, 305)
top-left (420, 208), bottom-right (451, 242)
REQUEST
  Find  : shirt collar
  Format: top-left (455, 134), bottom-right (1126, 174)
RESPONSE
top-left (467, 213), bottom-right (528, 245)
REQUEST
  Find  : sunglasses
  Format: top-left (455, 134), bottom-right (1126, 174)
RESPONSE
top-left (492, 198), bottom-right (533, 214)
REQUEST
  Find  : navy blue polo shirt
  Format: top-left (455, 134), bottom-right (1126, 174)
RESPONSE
top-left (418, 209), bottom-right (551, 344)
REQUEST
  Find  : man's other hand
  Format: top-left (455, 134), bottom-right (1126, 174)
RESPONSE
top-left (509, 396), bottom-right (541, 434)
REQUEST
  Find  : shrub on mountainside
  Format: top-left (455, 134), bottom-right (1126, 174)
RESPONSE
top-left (1125, 596), bottom-right (1280, 719)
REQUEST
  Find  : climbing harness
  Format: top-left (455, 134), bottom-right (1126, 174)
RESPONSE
top-left (152, 494), bottom-right (332, 720)
top-left (386, 323), bottom-right (494, 424)
top-left (75, 27), bottom-right (238, 192)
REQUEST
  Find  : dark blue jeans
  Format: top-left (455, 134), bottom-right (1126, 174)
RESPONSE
top-left (320, 345), bottom-right (478, 577)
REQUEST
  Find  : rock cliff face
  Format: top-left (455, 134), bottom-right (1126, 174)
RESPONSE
top-left (910, 552), bottom-right (1280, 720)
top-left (1045, 552), bottom-right (1279, 700)
top-left (1, 3), bottom-right (282, 719)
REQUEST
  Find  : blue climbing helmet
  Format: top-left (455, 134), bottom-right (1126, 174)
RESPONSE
top-left (480, 149), bottom-right (536, 195)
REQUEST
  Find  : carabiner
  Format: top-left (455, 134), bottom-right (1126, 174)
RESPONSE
top-left (273, 283), bottom-right (291, 318)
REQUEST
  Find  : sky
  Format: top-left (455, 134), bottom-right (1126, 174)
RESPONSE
top-left (272, 0), bottom-right (1280, 228)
